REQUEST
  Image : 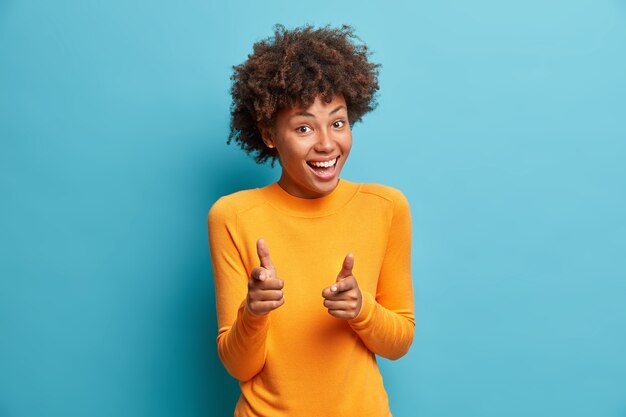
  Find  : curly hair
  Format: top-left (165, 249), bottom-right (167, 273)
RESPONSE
top-left (227, 24), bottom-right (381, 165)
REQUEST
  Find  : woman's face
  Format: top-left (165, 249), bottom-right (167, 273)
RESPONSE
top-left (263, 95), bottom-right (352, 199)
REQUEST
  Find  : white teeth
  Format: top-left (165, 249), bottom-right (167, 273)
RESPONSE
top-left (309, 158), bottom-right (337, 168)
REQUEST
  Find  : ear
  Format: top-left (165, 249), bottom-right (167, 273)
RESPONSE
top-left (258, 124), bottom-right (275, 149)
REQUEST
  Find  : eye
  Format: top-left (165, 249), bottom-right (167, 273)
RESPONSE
top-left (332, 120), bottom-right (346, 128)
top-left (296, 126), bottom-right (312, 134)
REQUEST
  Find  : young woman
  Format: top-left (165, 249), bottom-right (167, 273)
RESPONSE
top-left (208, 24), bottom-right (415, 417)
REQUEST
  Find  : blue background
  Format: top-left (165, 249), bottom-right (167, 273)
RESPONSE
top-left (1, 0), bottom-right (625, 416)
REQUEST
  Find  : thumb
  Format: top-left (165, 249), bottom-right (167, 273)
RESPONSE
top-left (337, 253), bottom-right (354, 281)
top-left (256, 238), bottom-right (275, 273)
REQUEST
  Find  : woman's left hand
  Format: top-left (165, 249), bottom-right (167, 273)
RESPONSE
top-left (321, 253), bottom-right (362, 320)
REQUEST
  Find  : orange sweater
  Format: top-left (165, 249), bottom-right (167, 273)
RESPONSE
top-left (208, 179), bottom-right (415, 417)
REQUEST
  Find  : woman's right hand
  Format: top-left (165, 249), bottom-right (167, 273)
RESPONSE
top-left (246, 238), bottom-right (285, 316)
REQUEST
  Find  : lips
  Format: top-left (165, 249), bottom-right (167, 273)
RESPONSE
top-left (306, 156), bottom-right (340, 180)
top-left (307, 156), bottom-right (338, 168)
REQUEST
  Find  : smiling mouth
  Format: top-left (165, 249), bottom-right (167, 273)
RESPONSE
top-left (306, 156), bottom-right (340, 180)
top-left (306, 156), bottom-right (339, 169)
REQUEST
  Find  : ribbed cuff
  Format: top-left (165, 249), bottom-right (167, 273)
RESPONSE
top-left (239, 300), bottom-right (270, 332)
top-left (348, 290), bottom-right (376, 329)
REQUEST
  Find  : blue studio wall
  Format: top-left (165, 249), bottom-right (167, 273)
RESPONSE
top-left (1, 0), bottom-right (625, 416)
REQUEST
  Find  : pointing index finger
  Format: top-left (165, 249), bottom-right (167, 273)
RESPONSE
top-left (256, 238), bottom-right (275, 272)
top-left (251, 267), bottom-right (268, 282)
top-left (324, 276), bottom-right (356, 296)
top-left (337, 253), bottom-right (354, 280)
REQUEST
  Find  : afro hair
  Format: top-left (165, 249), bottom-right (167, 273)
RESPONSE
top-left (227, 24), bottom-right (381, 165)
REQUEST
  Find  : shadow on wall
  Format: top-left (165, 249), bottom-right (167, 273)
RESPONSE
top-left (199, 140), bottom-right (277, 415)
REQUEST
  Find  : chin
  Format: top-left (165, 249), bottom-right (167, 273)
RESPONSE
top-left (311, 178), bottom-right (339, 196)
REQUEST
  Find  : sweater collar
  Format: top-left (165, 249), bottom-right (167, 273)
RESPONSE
top-left (259, 179), bottom-right (360, 217)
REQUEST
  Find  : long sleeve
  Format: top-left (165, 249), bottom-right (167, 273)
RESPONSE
top-left (207, 197), bottom-right (269, 381)
top-left (348, 190), bottom-right (415, 360)
top-left (207, 181), bottom-right (416, 416)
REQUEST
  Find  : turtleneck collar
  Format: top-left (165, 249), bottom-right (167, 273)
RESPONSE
top-left (258, 179), bottom-right (360, 218)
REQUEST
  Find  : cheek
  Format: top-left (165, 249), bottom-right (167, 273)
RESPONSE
top-left (342, 135), bottom-right (353, 155)
top-left (276, 147), bottom-right (305, 169)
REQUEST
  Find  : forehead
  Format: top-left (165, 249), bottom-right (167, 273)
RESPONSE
top-left (277, 95), bottom-right (347, 119)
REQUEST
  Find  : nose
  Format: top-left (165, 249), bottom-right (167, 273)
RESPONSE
top-left (314, 128), bottom-right (335, 153)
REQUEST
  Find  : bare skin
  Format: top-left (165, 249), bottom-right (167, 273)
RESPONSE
top-left (246, 237), bottom-right (363, 320)
top-left (246, 238), bottom-right (285, 316)
top-left (321, 253), bottom-right (363, 320)
top-left (248, 95), bottom-right (362, 319)
top-left (259, 95), bottom-right (352, 199)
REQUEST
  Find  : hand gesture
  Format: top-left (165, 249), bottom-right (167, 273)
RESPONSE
top-left (246, 238), bottom-right (285, 316)
top-left (321, 253), bottom-right (362, 320)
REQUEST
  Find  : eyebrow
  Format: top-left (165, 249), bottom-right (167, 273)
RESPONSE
top-left (290, 105), bottom-right (346, 119)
